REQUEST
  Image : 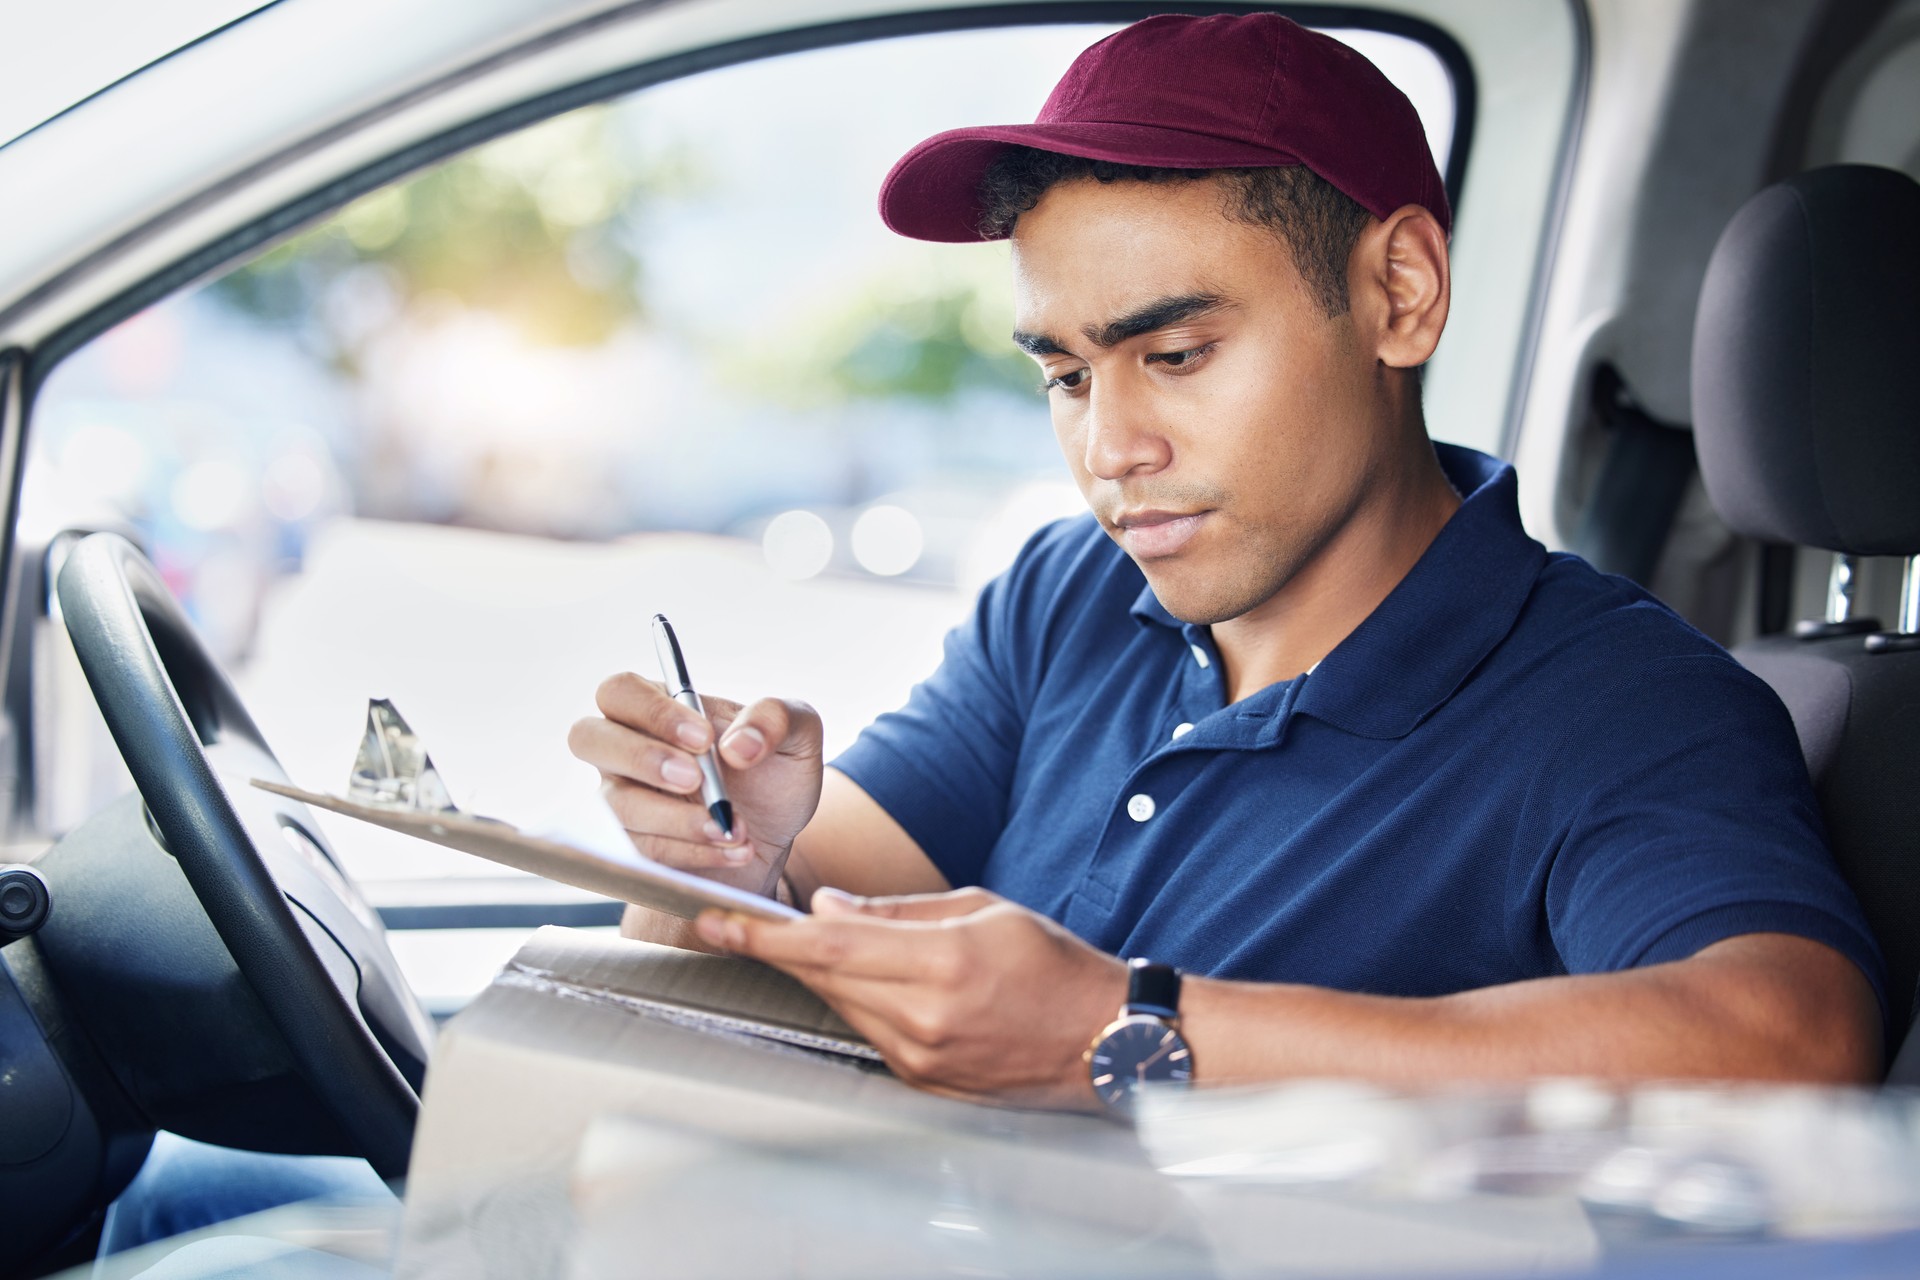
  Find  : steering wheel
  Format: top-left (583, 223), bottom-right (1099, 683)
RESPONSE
top-left (55, 532), bottom-right (429, 1179)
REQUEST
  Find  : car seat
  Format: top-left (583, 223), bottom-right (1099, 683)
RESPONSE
top-left (1691, 163), bottom-right (1920, 1079)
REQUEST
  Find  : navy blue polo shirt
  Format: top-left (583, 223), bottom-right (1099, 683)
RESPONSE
top-left (834, 445), bottom-right (1885, 1015)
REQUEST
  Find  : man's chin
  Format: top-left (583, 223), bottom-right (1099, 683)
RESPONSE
top-left (1136, 567), bottom-right (1253, 628)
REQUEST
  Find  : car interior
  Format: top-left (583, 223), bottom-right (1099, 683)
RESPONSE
top-left (2, 0), bottom-right (1919, 1274)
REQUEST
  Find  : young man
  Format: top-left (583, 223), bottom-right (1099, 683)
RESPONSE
top-left (570, 13), bottom-right (1883, 1108)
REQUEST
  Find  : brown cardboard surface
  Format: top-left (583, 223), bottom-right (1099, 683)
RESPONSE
top-left (502, 925), bottom-right (877, 1061)
top-left (567, 1112), bottom-right (1205, 1278)
top-left (396, 928), bottom-right (1116, 1280)
top-left (252, 780), bottom-right (797, 922)
top-left (397, 930), bottom-right (1599, 1280)
top-left (567, 1113), bottom-right (1604, 1280)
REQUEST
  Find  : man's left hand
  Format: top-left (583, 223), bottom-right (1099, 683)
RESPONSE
top-left (695, 888), bottom-right (1127, 1108)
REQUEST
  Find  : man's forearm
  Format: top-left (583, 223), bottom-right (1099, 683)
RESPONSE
top-left (1181, 933), bottom-right (1881, 1086)
top-left (784, 768), bottom-right (951, 901)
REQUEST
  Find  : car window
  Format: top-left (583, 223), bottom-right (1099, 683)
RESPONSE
top-left (21, 20), bottom-right (1458, 1003)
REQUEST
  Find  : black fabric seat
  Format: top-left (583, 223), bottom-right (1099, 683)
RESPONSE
top-left (1736, 636), bottom-right (1920, 1071)
top-left (1692, 164), bottom-right (1920, 1077)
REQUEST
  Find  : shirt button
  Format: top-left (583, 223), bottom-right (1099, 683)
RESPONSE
top-left (1126, 793), bottom-right (1156, 823)
top-left (1172, 722), bottom-right (1194, 740)
top-left (1189, 644), bottom-right (1211, 669)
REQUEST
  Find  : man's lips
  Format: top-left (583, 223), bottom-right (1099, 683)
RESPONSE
top-left (1114, 509), bottom-right (1210, 558)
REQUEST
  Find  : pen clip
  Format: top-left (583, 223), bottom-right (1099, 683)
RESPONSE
top-left (651, 614), bottom-right (692, 696)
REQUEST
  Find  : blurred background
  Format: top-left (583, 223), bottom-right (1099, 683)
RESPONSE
top-left (19, 22), bottom-right (1452, 1002)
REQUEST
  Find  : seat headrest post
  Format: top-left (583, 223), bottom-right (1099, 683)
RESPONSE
top-left (1793, 552), bottom-right (1882, 640)
top-left (1865, 556), bottom-right (1920, 655)
top-left (1901, 557), bottom-right (1920, 636)
top-left (1829, 555), bottom-right (1861, 625)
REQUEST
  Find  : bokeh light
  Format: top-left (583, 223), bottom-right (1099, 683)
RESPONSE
top-left (170, 456), bottom-right (252, 532)
top-left (761, 509), bottom-right (833, 580)
top-left (850, 504), bottom-right (923, 577)
top-left (262, 453), bottom-right (330, 523)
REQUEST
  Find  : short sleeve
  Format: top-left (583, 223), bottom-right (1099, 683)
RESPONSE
top-left (832, 522), bottom-right (1066, 887)
top-left (1537, 652), bottom-right (1887, 1023)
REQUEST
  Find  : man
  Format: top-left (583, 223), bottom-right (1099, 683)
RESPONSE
top-left (570, 13), bottom-right (1883, 1108)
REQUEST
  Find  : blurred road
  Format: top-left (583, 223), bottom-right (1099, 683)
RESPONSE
top-left (243, 515), bottom-right (973, 874)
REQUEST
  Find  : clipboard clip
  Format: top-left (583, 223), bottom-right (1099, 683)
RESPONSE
top-left (348, 697), bottom-right (458, 813)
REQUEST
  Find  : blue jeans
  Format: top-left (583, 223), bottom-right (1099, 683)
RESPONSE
top-left (99, 1133), bottom-right (397, 1257)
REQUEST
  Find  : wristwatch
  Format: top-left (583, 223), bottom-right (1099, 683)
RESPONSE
top-left (1086, 958), bottom-right (1194, 1114)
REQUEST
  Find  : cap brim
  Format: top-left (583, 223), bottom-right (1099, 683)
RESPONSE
top-left (878, 122), bottom-right (1300, 242)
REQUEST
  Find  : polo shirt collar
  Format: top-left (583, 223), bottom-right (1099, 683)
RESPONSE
top-left (1128, 443), bottom-right (1547, 740)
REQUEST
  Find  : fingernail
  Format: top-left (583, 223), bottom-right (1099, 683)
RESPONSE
top-left (813, 887), bottom-right (857, 914)
top-left (723, 844), bottom-right (752, 864)
top-left (660, 757), bottom-right (700, 787)
top-left (725, 727), bottom-right (766, 763)
top-left (674, 719), bottom-right (710, 749)
top-left (703, 818), bottom-right (746, 847)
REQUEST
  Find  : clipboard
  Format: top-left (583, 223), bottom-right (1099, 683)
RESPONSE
top-left (251, 779), bottom-right (800, 924)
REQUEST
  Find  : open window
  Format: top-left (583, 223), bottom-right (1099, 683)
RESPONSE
top-left (16, 15), bottom-right (1461, 1014)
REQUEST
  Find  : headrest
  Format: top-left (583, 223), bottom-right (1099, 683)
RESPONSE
top-left (1692, 165), bottom-right (1920, 555)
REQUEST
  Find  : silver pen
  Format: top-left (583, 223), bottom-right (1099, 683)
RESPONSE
top-left (651, 614), bottom-right (736, 840)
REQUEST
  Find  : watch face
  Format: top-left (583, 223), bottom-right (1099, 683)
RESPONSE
top-left (1088, 1016), bottom-right (1193, 1112)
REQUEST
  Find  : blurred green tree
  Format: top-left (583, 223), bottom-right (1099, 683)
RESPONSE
top-left (211, 109), bottom-right (681, 363)
top-left (828, 287), bottom-right (1039, 402)
top-left (212, 104), bottom-right (1036, 413)
top-left (724, 246), bottom-right (1039, 410)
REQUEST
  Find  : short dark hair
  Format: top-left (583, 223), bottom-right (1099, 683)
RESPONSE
top-left (977, 147), bottom-right (1373, 317)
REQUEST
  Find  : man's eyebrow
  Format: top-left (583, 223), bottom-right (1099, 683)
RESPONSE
top-left (1085, 292), bottom-right (1234, 349)
top-left (1010, 292), bottom-right (1236, 359)
top-left (1011, 329), bottom-right (1070, 357)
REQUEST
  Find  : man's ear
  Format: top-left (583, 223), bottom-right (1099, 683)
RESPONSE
top-left (1352, 204), bottom-right (1450, 369)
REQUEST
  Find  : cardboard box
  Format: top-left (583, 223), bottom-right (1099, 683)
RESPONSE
top-left (395, 928), bottom-right (1600, 1279)
top-left (394, 927), bottom-right (1132, 1278)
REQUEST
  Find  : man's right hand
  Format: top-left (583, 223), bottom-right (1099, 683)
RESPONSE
top-left (567, 672), bottom-right (824, 900)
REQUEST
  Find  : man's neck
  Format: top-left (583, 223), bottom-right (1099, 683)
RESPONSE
top-left (1211, 448), bottom-right (1462, 704)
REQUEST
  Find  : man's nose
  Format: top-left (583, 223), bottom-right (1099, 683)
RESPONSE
top-left (1081, 378), bottom-right (1171, 481)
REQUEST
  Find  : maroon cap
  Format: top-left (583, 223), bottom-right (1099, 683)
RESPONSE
top-left (879, 13), bottom-right (1449, 242)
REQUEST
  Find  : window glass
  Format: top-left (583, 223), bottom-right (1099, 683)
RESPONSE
top-left (24, 20), bottom-right (1455, 993)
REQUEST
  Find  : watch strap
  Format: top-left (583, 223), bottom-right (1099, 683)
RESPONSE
top-left (1124, 958), bottom-right (1181, 1020)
